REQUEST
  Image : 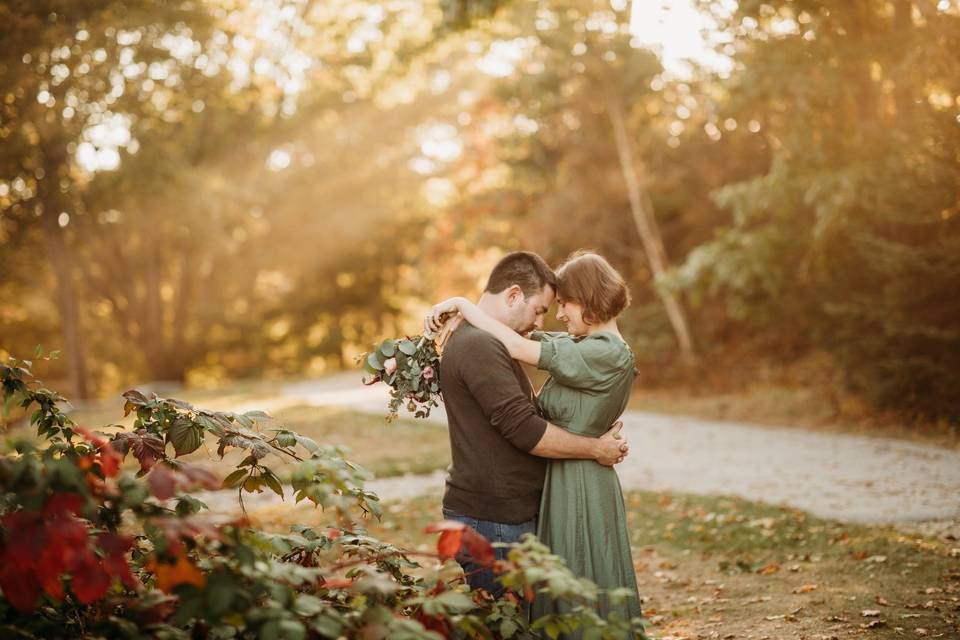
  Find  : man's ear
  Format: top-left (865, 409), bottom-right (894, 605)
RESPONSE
top-left (505, 284), bottom-right (525, 307)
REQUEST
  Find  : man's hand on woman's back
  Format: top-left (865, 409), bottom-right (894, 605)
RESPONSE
top-left (595, 420), bottom-right (629, 466)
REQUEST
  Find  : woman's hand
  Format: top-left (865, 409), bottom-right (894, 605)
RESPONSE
top-left (424, 297), bottom-right (465, 335)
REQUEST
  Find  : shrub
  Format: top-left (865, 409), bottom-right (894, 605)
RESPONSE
top-left (0, 357), bottom-right (647, 639)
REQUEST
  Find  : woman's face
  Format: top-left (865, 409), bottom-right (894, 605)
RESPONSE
top-left (556, 297), bottom-right (589, 335)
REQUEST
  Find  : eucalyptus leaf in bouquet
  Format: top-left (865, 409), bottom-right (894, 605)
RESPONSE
top-left (359, 334), bottom-right (442, 421)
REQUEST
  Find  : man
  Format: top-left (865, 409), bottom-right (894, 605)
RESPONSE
top-left (435, 251), bottom-right (629, 595)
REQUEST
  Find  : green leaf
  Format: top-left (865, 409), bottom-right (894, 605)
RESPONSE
top-left (379, 339), bottom-right (396, 357)
top-left (196, 414), bottom-right (225, 437)
top-left (262, 468), bottom-right (284, 498)
top-left (435, 590), bottom-right (475, 611)
top-left (366, 352), bottom-right (384, 371)
top-left (277, 620), bottom-right (306, 640)
top-left (168, 418), bottom-right (202, 457)
top-left (274, 430), bottom-right (297, 448)
top-left (362, 356), bottom-right (381, 375)
top-left (223, 469), bottom-right (248, 488)
top-left (293, 594), bottom-right (325, 617)
top-left (295, 434), bottom-right (320, 453)
top-left (397, 340), bottom-right (417, 356)
top-left (500, 619), bottom-right (519, 637)
top-left (205, 573), bottom-right (236, 616)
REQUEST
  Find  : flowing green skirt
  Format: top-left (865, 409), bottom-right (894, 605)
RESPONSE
top-left (532, 459), bottom-right (643, 638)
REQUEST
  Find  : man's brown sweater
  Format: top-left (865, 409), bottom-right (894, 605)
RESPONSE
top-left (440, 323), bottom-right (548, 524)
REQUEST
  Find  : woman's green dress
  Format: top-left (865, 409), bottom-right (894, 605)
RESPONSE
top-left (530, 331), bottom-right (643, 635)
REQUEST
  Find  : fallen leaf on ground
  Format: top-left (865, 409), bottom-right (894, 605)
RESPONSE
top-left (793, 584), bottom-right (818, 593)
top-left (861, 609), bottom-right (881, 617)
top-left (875, 595), bottom-right (891, 606)
top-left (759, 563), bottom-right (780, 575)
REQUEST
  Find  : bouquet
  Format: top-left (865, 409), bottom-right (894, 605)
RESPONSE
top-left (360, 333), bottom-right (442, 422)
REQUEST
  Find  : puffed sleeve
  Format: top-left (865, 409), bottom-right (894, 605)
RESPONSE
top-left (536, 332), bottom-right (632, 392)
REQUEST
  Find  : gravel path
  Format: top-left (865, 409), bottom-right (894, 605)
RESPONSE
top-left (201, 373), bottom-right (960, 531)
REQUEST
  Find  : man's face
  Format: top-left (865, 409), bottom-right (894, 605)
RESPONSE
top-left (506, 283), bottom-right (555, 335)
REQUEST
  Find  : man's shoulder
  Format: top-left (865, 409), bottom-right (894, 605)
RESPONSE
top-left (444, 323), bottom-right (508, 360)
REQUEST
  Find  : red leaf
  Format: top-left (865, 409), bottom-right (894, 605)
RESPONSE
top-left (436, 529), bottom-right (465, 561)
top-left (75, 426), bottom-right (108, 449)
top-left (2, 511), bottom-right (47, 572)
top-left (417, 612), bottom-right (451, 637)
top-left (425, 521), bottom-right (492, 565)
top-left (70, 551), bottom-right (111, 604)
top-left (45, 493), bottom-right (84, 517)
top-left (322, 577), bottom-right (354, 589)
top-left (0, 564), bottom-right (41, 612)
top-left (41, 574), bottom-right (64, 600)
top-left (153, 514), bottom-right (228, 550)
top-left (76, 428), bottom-right (123, 478)
top-left (114, 430), bottom-right (166, 472)
top-left (98, 533), bottom-right (137, 589)
top-left (98, 446), bottom-right (122, 478)
top-left (179, 464), bottom-right (220, 490)
top-left (461, 528), bottom-right (495, 568)
top-left (148, 465), bottom-right (177, 500)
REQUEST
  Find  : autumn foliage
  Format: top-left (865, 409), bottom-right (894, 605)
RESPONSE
top-left (0, 357), bottom-right (647, 638)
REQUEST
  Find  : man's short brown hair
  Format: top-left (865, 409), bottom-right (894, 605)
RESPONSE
top-left (556, 251), bottom-right (631, 324)
top-left (484, 251), bottom-right (557, 298)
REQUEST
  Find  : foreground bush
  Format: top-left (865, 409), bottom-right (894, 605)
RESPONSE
top-left (0, 357), bottom-right (646, 639)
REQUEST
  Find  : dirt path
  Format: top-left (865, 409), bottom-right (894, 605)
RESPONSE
top-left (279, 374), bottom-right (960, 529)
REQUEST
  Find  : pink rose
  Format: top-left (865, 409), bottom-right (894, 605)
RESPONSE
top-left (384, 357), bottom-right (397, 374)
top-left (423, 366), bottom-right (435, 380)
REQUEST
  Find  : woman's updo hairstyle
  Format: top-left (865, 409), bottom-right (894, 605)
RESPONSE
top-left (555, 251), bottom-right (631, 325)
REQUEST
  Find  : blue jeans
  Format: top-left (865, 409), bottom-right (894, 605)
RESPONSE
top-left (441, 508), bottom-right (537, 598)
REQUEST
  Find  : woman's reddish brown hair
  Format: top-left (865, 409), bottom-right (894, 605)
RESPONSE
top-left (555, 251), bottom-right (631, 324)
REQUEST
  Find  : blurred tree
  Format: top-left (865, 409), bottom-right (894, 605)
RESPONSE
top-left (433, 0), bottom-right (700, 364)
top-left (1, 0), bottom-right (448, 389)
top-left (676, 0), bottom-right (960, 416)
top-left (0, 0), bottom-right (214, 395)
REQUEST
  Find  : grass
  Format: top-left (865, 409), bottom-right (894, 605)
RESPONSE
top-left (230, 486), bottom-right (959, 638)
top-left (251, 404), bottom-right (450, 479)
top-left (19, 376), bottom-right (958, 637)
top-left (349, 491), bottom-right (959, 640)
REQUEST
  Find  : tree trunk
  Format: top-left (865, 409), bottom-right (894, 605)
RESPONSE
top-left (893, 0), bottom-right (914, 121)
top-left (169, 247), bottom-right (196, 380)
top-left (142, 237), bottom-right (168, 380)
top-left (37, 144), bottom-right (90, 398)
top-left (605, 91), bottom-right (698, 366)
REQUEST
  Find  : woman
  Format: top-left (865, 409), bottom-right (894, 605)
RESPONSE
top-left (427, 251), bottom-right (643, 634)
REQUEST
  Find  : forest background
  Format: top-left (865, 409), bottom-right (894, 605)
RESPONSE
top-left (2, 0), bottom-right (959, 429)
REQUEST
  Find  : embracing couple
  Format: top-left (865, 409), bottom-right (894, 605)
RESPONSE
top-left (424, 250), bottom-right (642, 631)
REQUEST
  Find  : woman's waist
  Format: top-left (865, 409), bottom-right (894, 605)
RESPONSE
top-left (548, 421), bottom-right (605, 437)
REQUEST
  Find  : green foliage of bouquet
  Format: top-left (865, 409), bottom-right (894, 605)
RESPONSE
top-left (360, 334), bottom-right (442, 421)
